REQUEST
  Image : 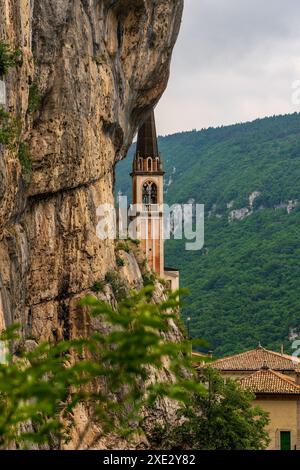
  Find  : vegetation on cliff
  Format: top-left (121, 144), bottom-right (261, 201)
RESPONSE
top-left (0, 42), bottom-right (21, 78)
top-left (0, 288), bottom-right (202, 449)
top-left (0, 41), bottom-right (31, 184)
top-left (0, 107), bottom-right (19, 147)
top-left (0, 288), bottom-right (269, 450)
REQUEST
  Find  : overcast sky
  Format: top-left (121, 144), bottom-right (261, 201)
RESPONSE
top-left (156, 0), bottom-right (300, 135)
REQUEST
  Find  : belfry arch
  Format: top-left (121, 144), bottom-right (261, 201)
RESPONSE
top-left (142, 181), bottom-right (158, 205)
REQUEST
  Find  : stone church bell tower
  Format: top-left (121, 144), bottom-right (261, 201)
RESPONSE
top-left (131, 109), bottom-right (179, 290)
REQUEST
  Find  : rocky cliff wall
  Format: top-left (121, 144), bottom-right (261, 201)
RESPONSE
top-left (0, 0), bottom-right (183, 341)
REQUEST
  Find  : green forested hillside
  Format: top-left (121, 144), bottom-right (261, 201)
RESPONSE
top-left (116, 113), bottom-right (300, 356)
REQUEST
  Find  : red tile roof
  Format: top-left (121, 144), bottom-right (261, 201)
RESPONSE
top-left (239, 369), bottom-right (300, 395)
top-left (211, 347), bottom-right (300, 371)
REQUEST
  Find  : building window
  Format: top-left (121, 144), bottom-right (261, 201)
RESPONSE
top-left (147, 158), bottom-right (153, 171)
top-left (280, 431), bottom-right (291, 450)
top-left (142, 181), bottom-right (157, 205)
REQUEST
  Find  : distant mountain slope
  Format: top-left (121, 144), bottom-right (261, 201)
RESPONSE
top-left (116, 113), bottom-right (300, 356)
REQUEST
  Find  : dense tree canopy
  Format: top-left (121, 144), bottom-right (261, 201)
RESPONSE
top-left (150, 368), bottom-right (270, 450)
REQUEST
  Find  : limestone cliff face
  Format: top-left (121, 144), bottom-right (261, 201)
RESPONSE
top-left (0, 1), bottom-right (183, 340)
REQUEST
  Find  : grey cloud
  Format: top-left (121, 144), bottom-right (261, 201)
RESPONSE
top-left (156, 0), bottom-right (300, 134)
top-left (176, 0), bottom-right (300, 70)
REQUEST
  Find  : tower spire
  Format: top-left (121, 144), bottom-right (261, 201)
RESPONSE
top-left (135, 109), bottom-right (159, 159)
top-left (132, 109), bottom-right (163, 174)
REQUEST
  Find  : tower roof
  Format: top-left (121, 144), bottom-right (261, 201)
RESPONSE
top-left (135, 109), bottom-right (159, 159)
